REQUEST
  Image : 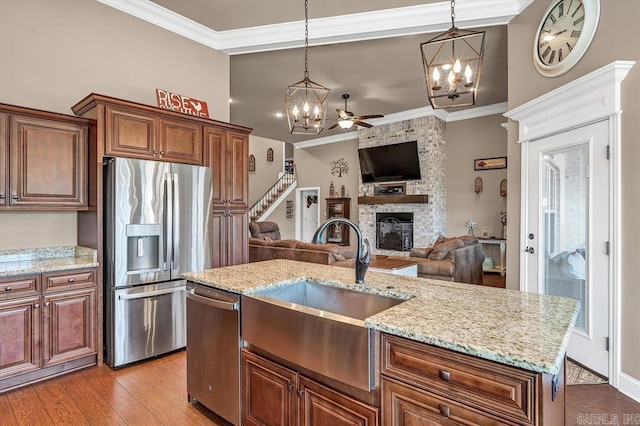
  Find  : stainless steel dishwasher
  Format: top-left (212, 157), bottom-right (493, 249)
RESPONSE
top-left (185, 282), bottom-right (240, 425)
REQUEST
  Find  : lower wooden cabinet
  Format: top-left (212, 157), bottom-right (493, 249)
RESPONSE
top-left (380, 333), bottom-right (565, 425)
top-left (242, 349), bottom-right (379, 426)
top-left (212, 210), bottom-right (248, 267)
top-left (0, 268), bottom-right (97, 391)
top-left (0, 295), bottom-right (40, 380)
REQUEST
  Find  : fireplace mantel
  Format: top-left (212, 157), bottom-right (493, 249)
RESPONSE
top-left (358, 194), bottom-right (429, 205)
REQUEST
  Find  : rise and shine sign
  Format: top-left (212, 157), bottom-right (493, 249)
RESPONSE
top-left (155, 89), bottom-right (209, 118)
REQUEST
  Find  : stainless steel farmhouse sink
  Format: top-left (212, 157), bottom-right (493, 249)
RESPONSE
top-left (241, 280), bottom-right (407, 391)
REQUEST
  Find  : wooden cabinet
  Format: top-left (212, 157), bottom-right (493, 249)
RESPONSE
top-left (0, 268), bottom-right (97, 391)
top-left (208, 127), bottom-right (249, 267)
top-left (325, 198), bottom-right (351, 246)
top-left (0, 104), bottom-right (89, 210)
top-left (212, 210), bottom-right (248, 268)
top-left (242, 350), bottom-right (379, 426)
top-left (0, 112), bottom-right (7, 207)
top-left (381, 333), bottom-right (564, 425)
top-left (105, 105), bottom-right (203, 165)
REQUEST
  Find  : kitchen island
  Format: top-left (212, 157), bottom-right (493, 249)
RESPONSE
top-left (183, 259), bottom-right (579, 425)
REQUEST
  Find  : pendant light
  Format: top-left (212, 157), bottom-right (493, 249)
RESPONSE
top-left (285, 0), bottom-right (330, 135)
top-left (420, 0), bottom-right (485, 109)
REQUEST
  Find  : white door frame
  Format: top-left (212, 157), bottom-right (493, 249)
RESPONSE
top-left (295, 187), bottom-right (321, 242)
top-left (505, 61), bottom-right (634, 388)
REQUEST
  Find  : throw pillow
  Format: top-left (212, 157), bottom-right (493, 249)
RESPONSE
top-left (264, 236), bottom-right (273, 242)
top-left (428, 238), bottom-right (465, 260)
top-left (409, 247), bottom-right (433, 258)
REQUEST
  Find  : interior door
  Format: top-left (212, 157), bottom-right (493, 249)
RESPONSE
top-left (296, 188), bottom-right (320, 242)
top-left (524, 120), bottom-right (609, 377)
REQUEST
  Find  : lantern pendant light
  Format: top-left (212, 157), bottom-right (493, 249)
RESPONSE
top-left (285, 0), bottom-right (330, 135)
top-left (420, 0), bottom-right (485, 109)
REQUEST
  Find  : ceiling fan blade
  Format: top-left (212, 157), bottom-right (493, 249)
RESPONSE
top-left (336, 109), bottom-right (346, 117)
top-left (355, 121), bottom-right (373, 128)
top-left (345, 110), bottom-right (355, 117)
top-left (354, 114), bottom-right (384, 120)
top-left (328, 122), bottom-right (340, 130)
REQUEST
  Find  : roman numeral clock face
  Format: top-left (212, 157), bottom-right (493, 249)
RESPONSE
top-left (534, 0), bottom-right (600, 77)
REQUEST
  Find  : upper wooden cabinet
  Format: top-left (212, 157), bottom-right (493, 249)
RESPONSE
top-left (0, 113), bottom-right (7, 207)
top-left (73, 94), bottom-right (250, 168)
top-left (0, 104), bottom-right (89, 210)
top-left (105, 105), bottom-right (203, 165)
top-left (207, 127), bottom-right (248, 209)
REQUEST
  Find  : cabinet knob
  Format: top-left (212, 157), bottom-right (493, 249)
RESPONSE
top-left (160, 151), bottom-right (165, 155)
top-left (297, 389), bottom-right (304, 397)
top-left (0, 194), bottom-right (5, 199)
top-left (439, 370), bottom-right (451, 381)
top-left (287, 382), bottom-right (294, 392)
top-left (4, 286), bottom-right (12, 291)
top-left (153, 150), bottom-right (158, 154)
top-left (44, 301), bottom-right (50, 307)
top-left (68, 278), bottom-right (75, 282)
top-left (12, 195), bottom-right (18, 200)
top-left (438, 404), bottom-right (450, 418)
top-left (34, 303), bottom-right (40, 309)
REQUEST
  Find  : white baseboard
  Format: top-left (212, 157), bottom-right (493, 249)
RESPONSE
top-left (618, 372), bottom-right (640, 403)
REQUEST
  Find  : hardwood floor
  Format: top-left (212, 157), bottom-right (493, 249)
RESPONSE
top-left (1, 350), bottom-right (638, 425)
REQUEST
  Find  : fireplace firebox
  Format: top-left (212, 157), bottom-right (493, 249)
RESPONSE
top-left (376, 213), bottom-right (413, 252)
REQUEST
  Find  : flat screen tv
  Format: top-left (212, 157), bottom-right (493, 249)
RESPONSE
top-left (358, 141), bottom-right (422, 184)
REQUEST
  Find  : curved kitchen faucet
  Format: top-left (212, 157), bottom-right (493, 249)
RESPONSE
top-left (312, 218), bottom-right (370, 284)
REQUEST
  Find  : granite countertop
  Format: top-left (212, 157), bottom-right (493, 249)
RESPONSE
top-left (183, 259), bottom-right (579, 375)
top-left (0, 246), bottom-right (99, 277)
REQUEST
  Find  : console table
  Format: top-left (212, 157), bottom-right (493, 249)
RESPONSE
top-left (478, 238), bottom-right (506, 288)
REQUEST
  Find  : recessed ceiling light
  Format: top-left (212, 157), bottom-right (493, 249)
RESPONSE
top-left (275, 112), bottom-right (283, 118)
top-left (229, 98), bottom-right (234, 103)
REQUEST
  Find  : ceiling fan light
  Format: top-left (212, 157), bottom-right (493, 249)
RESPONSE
top-left (338, 119), bottom-right (354, 129)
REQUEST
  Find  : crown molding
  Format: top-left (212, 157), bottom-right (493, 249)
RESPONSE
top-left (97, 0), bottom-right (534, 55)
top-left (292, 102), bottom-right (508, 148)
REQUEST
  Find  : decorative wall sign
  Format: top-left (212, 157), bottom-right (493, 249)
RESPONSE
top-left (474, 177), bottom-right (483, 193)
top-left (248, 154), bottom-right (256, 172)
top-left (330, 158), bottom-right (349, 177)
top-left (286, 200), bottom-right (294, 218)
top-left (155, 89), bottom-right (209, 118)
top-left (267, 148), bottom-right (274, 162)
top-left (500, 179), bottom-right (507, 197)
top-left (474, 157), bottom-right (507, 171)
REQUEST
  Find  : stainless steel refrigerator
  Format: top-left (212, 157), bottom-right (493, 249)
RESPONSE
top-left (104, 157), bottom-right (213, 368)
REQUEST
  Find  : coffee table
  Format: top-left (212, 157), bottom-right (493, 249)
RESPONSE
top-left (368, 255), bottom-right (418, 277)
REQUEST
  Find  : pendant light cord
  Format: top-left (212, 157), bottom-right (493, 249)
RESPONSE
top-left (304, 0), bottom-right (309, 79)
top-left (450, 0), bottom-right (456, 29)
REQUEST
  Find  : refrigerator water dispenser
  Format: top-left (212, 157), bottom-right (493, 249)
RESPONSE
top-left (126, 224), bottom-right (162, 273)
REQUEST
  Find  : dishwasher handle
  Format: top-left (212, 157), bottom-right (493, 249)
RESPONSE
top-left (118, 285), bottom-right (186, 300)
top-left (185, 290), bottom-right (239, 311)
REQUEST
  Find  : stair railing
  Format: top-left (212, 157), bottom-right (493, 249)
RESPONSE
top-left (249, 165), bottom-right (297, 222)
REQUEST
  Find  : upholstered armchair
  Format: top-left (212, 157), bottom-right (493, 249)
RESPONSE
top-left (249, 221), bottom-right (281, 241)
top-left (408, 236), bottom-right (485, 284)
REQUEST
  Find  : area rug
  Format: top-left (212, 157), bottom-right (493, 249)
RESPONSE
top-left (566, 358), bottom-right (608, 385)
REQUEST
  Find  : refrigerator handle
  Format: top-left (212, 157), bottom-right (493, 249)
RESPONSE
top-left (165, 173), bottom-right (174, 271)
top-left (172, 172), bottom-right (179, 268)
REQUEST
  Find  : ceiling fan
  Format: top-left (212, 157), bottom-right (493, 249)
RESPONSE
top-left (329, 94), bottom-right (384, 130)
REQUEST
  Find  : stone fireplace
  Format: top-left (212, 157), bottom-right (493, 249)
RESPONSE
top-left (376, 213), bottom-right (413, 252)
top-left (358, 116), bottom-right (447, 255)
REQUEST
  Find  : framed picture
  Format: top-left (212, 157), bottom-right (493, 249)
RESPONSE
top-left (474, 157), bottom-right (507, 171)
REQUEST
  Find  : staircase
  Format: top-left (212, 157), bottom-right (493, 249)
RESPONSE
top-left (249, 165), bottom-right (297, 222)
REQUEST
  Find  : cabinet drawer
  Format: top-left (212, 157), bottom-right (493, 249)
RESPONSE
top-left (0, 275), bottom-right (40, 300)
top-left (382, 376), bottom-right (504, 426)
top-left (381, 334), bottom-right (536, 425)
top-left (43, 269), bottom-right (95, 293)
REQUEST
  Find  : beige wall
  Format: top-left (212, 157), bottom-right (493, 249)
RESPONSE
top-left (0, 0), bottom-right (230, 250)
top-left (507, 0), bottom-right (640, 380)
top-left (248, 136), bottom-right (285, 205)
top-left (446, 115), bottom-right (507, 237)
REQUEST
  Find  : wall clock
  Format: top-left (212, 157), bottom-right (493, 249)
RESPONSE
top-left (533, 0), bottom-right (600, 77)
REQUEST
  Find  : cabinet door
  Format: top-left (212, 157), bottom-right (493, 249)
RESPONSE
top-left (0, 112), bottom-right (7, 207)
top-left (0, 296), bottom-right (40, 380)
top-left (42, 288), bottom-right (96, 368)
top-left (227, 210), bottom-right (248, 266)
top-left (9, 115), bottom-right (87, 208)
top-left (242, 350), bottom-right (297, 426)
top-left (226, 132), bottom-right (249, 208)
top-left (211, 210), bottom-right (226, 268)
top-left (205, 126), bottom-right (226, 206)
top-left (382, 376), bottom-right (498, 425)
top-left (159, 118), bottom-right (203, 165)
top-left (105, 105), bottom-right (158, 160)
top-left (299, 376), bottom-right (379, 426)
